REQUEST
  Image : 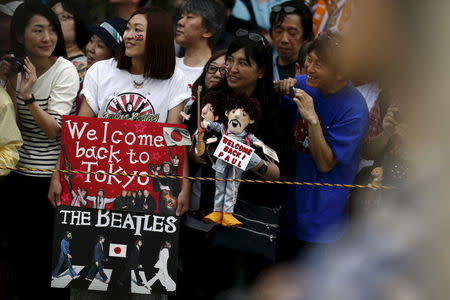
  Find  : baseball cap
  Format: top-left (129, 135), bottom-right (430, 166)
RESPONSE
top-left (88, 17), bottom-right (127, 53)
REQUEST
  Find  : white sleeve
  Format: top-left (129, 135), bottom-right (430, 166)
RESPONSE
top-left (168, 69), bottom-right (191, 110)
top-left (80, 61), bottom-right (101, 115)
top-left (104, 197), bottom-right (115, 204)
top-left (47, 63), bottom-right (79, 126)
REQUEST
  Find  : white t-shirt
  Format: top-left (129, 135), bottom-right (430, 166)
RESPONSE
top-left (176, 57), bottom-right (204, 88)
top-left (16, 57), bottom-right (78, 177)
top-left (81, 58), bottom-right (190, 123)
top-left (176, 57), bottom-right (204, 112)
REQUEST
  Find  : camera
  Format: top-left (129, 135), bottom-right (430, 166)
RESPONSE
top-left (4, 56), bottom-right (24, 74)
top-left (290, 86), bottom-right (297, 97)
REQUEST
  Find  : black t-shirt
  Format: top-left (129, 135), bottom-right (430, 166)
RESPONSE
top-left (277, 59), bottom-right (297, 80)
top-left (237, 97), bottom-right (294, 208)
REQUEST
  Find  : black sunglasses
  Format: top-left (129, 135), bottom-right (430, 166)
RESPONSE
top-left (271, 5), bottom-right (297, 14)
top-left (235, 29), bottom-right (266, 47)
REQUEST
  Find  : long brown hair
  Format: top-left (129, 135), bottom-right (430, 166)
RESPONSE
top-left (116, 6), bottom-right (175, 79)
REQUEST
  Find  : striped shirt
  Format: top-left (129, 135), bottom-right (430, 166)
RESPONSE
top-left (15, 57), bottom-right (79, 177)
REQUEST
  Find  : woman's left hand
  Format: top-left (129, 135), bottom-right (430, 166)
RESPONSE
top-left (176, 188), bottom-right (190, 216)
top-left (19, 57), bottom-right (37, 99)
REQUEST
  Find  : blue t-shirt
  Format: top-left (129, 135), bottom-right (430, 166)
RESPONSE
top-left (281, 75), bottom-right (369, 243)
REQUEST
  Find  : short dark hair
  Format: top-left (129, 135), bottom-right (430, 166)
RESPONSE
top-left (224, 93), bottom-right (261, 133)
top-left (98, 235), bottom-right (105, 241)
top-left (182, 0), bottom-right (227, 49)
top-left (117, 6), bottom-right (175, 80)
top-left (49, 0), bottom-right (91, 50)
top-left (269, 1), bottom-right (313, 43)
top-left (10, 1), bottom-right (66, 58)
top-left (308, 31), bottom-right (343, 72)
top-left (202, 89), bottom-right (230, 125)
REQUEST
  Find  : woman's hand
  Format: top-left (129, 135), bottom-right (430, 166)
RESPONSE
top-left (176, 188), bottom-right (190, 216)
top-left (274, 78), bottom-right (297, 95)
top-left (48, 172), bottom-right (62, 207)
top-left (293, 88), bottom-right (319, 125)
top-left (0, 55), bottom-right (13, 81)
top-left (19, 57), bottom-right (37, 99)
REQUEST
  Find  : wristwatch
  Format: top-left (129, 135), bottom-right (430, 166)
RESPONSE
top-left (256, 160), bottom-right (268, 176)
top-left (17, 94), bottom-right (36, 105)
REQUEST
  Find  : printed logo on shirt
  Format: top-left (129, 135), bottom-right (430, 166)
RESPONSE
top-left (103, 92), bottom-right (160, 122)
top-left (293, 118), bottom-right (323, 154)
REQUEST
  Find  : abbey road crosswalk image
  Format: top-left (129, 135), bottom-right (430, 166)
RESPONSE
top-left (51, 206), bottom-right (179, 295)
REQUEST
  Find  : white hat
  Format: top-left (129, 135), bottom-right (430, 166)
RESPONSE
top-left (0, 1), bottom-right (23, 17)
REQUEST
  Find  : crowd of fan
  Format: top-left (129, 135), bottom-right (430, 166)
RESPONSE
top-left (0, 0), bottom-right (407, 299)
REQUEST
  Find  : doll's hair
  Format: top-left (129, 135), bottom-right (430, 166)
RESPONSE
top-left (202, 90), bottom-right (229, 125)
top-left (224, 93), bottom-right (261, 133)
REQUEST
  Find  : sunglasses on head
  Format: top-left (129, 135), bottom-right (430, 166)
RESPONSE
top-left (271, 5), bottom-right (297, 14)
top-left (235, 29), bottom-right (266, 47)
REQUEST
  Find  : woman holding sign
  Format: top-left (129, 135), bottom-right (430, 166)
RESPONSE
top-left (1, 2), bottom-right (78, 298)
top-left (48, 6), bottom-right (191, 216)
top-left (177, 31), bottom-right (292, 299)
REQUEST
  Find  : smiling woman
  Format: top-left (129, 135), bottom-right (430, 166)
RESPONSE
top-left (2, 1), bottom-right (79, 298)
top-left (49, 7), bottom-right (192, 222)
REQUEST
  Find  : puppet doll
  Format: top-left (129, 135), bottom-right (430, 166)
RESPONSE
top-left (201, 95), bottom-right (264, 227)
top-left (368, 167), bottom-right (384, 189)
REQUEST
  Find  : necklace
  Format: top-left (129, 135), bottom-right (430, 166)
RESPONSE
top-left (130, 73), bottom-right (145, 89)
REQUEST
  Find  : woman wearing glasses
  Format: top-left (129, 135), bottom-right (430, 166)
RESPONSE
top-left (182, 50), bottom-right (227, 217)
top-left (50, 0), bottom-right (90, 81)
top-left (176, 30), bottom-right (292, 299)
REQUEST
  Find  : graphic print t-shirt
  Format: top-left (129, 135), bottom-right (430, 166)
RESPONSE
top-left (81, 58), bottom-right (190, 122)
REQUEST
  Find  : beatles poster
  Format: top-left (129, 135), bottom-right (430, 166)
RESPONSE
top-left (51, 207), bottom-right (179, 295)
top-left (51, 116), bottom-right (190, 295)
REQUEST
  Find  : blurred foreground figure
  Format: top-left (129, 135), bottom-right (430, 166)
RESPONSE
top-left (247, 1), bottom-right (450, 300)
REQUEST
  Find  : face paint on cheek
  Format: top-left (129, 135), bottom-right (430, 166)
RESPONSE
top-left (134, 34), bottom-right (144, 41)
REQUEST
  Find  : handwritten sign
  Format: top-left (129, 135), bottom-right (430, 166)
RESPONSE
top-left (213, 135), bottom-right (254, 171)
top-left (59, 116), bottom-right (186, 215)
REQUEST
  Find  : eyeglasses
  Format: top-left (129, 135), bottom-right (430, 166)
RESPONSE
top-left (317, 31), bottom-right (341, 48)
top-left (235, 29), bottom-right (266, 47)
top-left (271, 5), bottom-right (297, 14)
top-left (206, 64), bottom-right (226, 76)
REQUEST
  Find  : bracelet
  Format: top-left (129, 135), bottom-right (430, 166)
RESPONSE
top-left (17, 94), bottom-right (35, 105)
top-left (255, 160), bottom-right (268, 176)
